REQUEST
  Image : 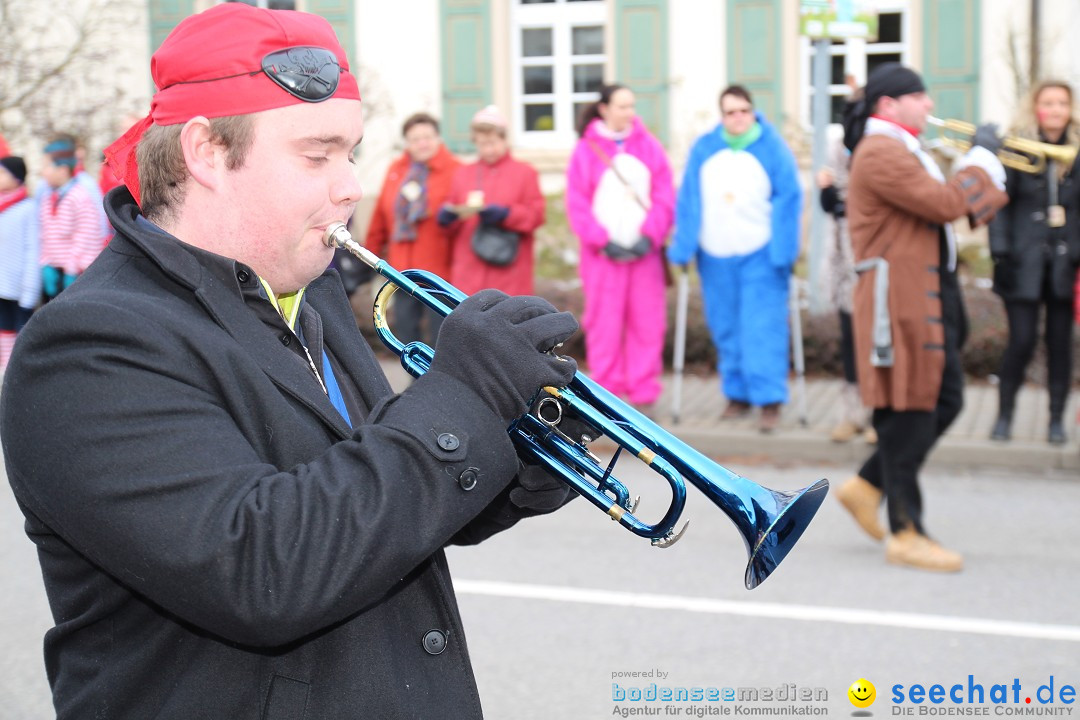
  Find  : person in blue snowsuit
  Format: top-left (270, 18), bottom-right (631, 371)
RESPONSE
top-left (668, 85), bottom-right (802, 433)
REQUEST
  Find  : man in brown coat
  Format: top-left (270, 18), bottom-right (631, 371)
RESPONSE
top-left (834, 63), bottom-right (1007, 572)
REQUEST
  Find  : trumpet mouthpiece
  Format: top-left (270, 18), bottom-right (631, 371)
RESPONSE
top-left (323, 221), bottom-right (381, 269)
top-left (323, 222), bottom-right (350, 249)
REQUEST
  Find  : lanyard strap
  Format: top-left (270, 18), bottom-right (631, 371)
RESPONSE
top-left (321, 349), bottom-right (352, 428)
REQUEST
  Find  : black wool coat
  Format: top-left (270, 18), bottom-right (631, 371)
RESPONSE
top-left (988, 132), bottom-right (1080, 302)
top-left (1, 189), bottom-right (539, 719)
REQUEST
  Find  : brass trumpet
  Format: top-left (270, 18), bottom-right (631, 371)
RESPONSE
top-left (324, 223), bottom-right (829, 589)
top-left (927, 115), bottom-right (1078, 174)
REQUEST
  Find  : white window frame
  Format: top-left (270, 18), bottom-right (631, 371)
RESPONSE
top-left (799, 3), bottom-right (910, 129)
top-left (510, 0), bottom-right (608, 150)
top-left (216, 0), bottom-right (298, 9)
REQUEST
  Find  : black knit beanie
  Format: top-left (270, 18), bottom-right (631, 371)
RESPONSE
top-left (0, 156), bottom-right (27, 185)
top-left (865, 63), bottom-right (926, 110)
top-left (843, 63), bottom-right (925, 152)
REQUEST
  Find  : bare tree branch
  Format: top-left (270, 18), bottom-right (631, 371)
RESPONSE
top-left (0, 0), bottom-right (146, 157)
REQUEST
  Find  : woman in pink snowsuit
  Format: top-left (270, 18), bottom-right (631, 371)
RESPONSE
top-left (566, 84), bottom-right (675, 410)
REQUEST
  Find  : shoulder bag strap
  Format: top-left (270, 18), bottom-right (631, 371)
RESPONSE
top-left (585, 137), bottom-right (649, 212)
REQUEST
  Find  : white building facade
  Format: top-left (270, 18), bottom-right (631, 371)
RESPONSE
top-left (28, 0), bottom-right (1080, 206)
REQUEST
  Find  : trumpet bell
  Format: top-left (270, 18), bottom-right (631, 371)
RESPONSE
top-left (559, 374), bottom-right (829, 589)
top-left (926, 115), bottom-right (1078, 174)
top-left (742, 480), bottom-right (829, 589)
top-left (1043, 143), bottom-right (1079, 169)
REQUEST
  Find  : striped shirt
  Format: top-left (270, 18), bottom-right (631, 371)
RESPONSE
top-left (38, 180), bottom-right (104, 275)
top-left (0, 196), bottom-right (40, 308)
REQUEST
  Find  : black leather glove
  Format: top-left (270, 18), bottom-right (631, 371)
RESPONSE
top-left (478, 205), bottom-right (510, 225)
top-left (509, 463), bottom-right (575, 513)
top-left (971, 123), bottom-right (1003, 156)
top-left (430, 289), bottom-right (579, 424)
top-left (602, 237), bottom-right (651, 262)
top-left (819, 185), bottom-right (846, 218)
top-left (436, 206), bottom-right (459, 227)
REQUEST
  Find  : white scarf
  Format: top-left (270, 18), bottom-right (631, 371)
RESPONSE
top-left (593, 120), bottom-right (633, 143)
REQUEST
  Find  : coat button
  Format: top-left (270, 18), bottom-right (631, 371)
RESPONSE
top-left (437, 433), bottom-right (460, 451)
top-left (458, 468), bottom-right (479, 491)
top-left (422, 629), bottom-right (447, 655)
top-left (280, 334), bottom-right (291, 347)
top-left (236, 269), bottom-right (250, 283)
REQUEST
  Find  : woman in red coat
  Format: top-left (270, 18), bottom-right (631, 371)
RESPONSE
top-left (365, 112), bottom-right (459, 345)
top-left (438, 106), bottom-right (545, 296)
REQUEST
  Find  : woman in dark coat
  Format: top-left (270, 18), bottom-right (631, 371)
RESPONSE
top-left (988, 80), bottom-right (1080, 445)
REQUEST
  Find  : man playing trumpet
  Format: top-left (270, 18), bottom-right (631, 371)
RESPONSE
top-left (835, 63), bottom-right (1008, 572)
top-left (0, 4), bottom-right (579, 718)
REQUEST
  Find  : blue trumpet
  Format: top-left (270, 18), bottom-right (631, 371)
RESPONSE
top-left (325, 223), bottom-right (829, 589)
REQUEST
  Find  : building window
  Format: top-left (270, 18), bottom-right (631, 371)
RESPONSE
top-left (511, 0), bottom-right (607, 149)
top-left (800, 6), bottom-right (909, 127)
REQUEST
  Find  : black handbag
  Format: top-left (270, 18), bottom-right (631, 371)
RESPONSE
top-left (471, 224), bottom-right (520, 266)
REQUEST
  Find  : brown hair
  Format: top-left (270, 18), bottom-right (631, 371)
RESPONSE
top-left (576, 83), bottom-right (628, 138)
top-left (719, 85), bottom-right (754, 109)
top-left (136, 115), bottom-right (254, 222)
top-left (402, 112), bottom-right (440, 137)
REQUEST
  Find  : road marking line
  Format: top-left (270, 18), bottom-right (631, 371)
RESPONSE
top-left (455, 579), bottom-right (1080, 643)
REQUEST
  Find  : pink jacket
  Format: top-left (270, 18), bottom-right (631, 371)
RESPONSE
top-left (565, 117), bottom-right (675, 252)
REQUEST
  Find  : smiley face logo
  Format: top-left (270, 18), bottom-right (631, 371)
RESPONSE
top-left (848, 678), bottom-right (876, 708)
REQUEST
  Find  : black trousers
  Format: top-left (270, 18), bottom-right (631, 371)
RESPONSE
top-left (997, 277), bottom-right (1074, 421)
top-left (839, 310), bottom-right (857, 384)
top-left (858, 281), bottom-right (965, 535)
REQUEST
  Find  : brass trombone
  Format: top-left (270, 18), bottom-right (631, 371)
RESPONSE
top-left (926, 115), bottom-right (1078, 174)
top-left (324, 223), bottom-right (829, 589)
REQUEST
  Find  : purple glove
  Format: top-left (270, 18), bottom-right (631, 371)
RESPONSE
top-left (436, 206), bottom-right (459, 227)
top-left (478, 205), bottom-right (510, 225)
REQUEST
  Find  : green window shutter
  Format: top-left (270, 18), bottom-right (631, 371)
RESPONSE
top-left (305, 0), bottom-right (356, 65)
top-left (615, 0), bottom-right (669, 144)
top-left (147, 2), bottom-right (355, 74)
top-left (726, 0), bottom-right (782, 125)
top-left (148, 0), bottom-right (195, 54)
top-left (922, 0), bottom-right (980, 122)
top-left (440, 0), bottom-right (492, 154)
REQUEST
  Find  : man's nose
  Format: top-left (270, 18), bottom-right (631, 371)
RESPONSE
top-left (333, 162), bottom-right (363, 206)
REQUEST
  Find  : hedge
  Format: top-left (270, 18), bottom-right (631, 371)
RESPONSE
top-left (355, 272), bottom-right (1080, 384)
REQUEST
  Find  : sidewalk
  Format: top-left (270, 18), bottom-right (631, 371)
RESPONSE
top-left (379, 359), bottom-right (1080, 472)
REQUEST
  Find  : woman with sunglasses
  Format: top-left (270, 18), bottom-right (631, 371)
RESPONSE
top-left (668, 85), bottom-right (803, 434)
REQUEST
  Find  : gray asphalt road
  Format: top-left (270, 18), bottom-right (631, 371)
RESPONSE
top-left (3, 457), bottom-right (1078, 719)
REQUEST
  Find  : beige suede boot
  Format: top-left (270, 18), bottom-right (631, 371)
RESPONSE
top-left (829, 420), bottom-right (860, 443)
top-left (885, 529), bottom-right (963, 572)
top-left (834, 475), bottom-right (885, 541)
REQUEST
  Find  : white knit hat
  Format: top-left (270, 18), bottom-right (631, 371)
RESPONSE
top-left (471, 104), bottom-right (507, 130)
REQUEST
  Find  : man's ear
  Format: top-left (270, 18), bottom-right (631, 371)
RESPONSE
top-left (179, 116), bottom-right (225, 190)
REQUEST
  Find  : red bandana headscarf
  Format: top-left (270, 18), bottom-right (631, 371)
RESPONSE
top-left (104, 2), bottom-right (361, 206)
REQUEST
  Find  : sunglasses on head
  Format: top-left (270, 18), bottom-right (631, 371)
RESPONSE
top-left (262, 46), bottom-right (342, 102)
top-left (161, 46), bottom-right (344, 102)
